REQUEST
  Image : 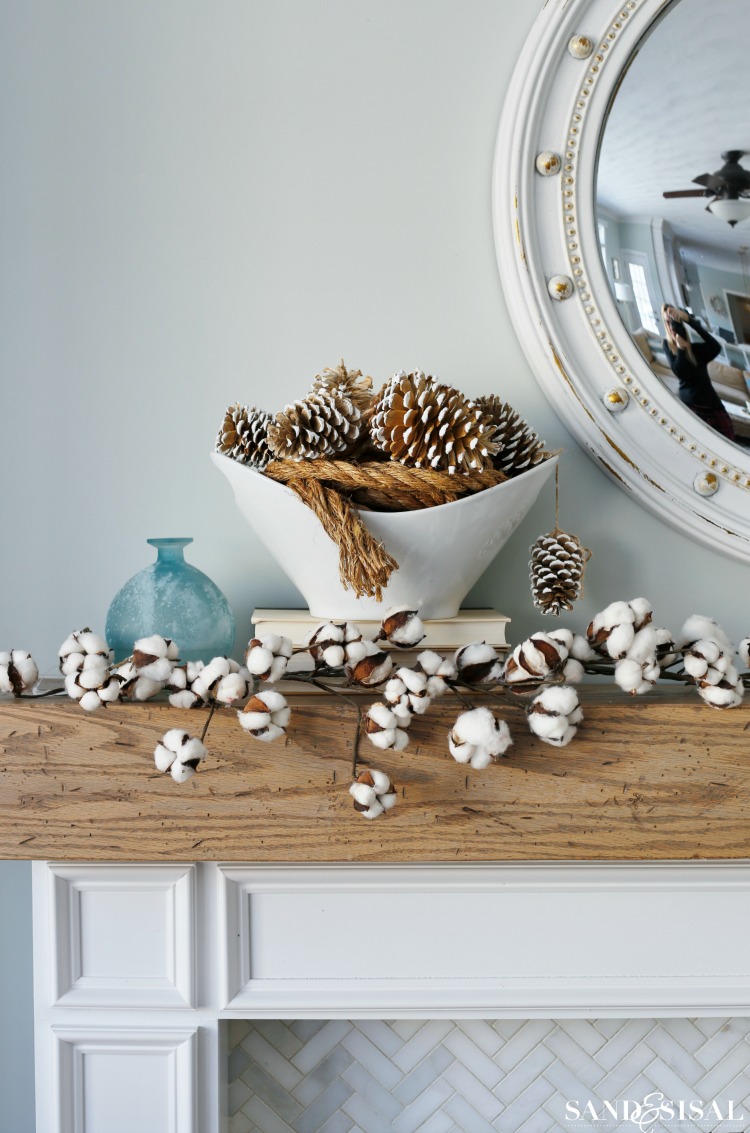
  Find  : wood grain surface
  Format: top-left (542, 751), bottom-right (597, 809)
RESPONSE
top-left (0, 687), bottom-right (748, 861)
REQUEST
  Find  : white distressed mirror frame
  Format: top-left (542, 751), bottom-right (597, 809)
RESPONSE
top-left (494, 0), bottom-right (750, 562)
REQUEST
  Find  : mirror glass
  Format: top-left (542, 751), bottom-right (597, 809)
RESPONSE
top-left (596, 0), bottom-right (750, 451)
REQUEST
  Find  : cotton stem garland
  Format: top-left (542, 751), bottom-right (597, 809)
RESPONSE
top-left (2, 599), bottom-right (749, 820)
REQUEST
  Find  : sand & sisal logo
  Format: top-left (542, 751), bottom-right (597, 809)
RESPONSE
top-left (565, 1091), bottom-right (746, 1129)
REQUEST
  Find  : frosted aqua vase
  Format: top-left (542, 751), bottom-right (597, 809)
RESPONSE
top-left (105, 538), bottom-right (235, 664)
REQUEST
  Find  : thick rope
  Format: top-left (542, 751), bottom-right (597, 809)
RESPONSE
top-left (266, 459), bottom-right (508, 509)
top-left (264, 460), bottom-right (510, 599)
top-left (282, 477), bottom-right (398, 600)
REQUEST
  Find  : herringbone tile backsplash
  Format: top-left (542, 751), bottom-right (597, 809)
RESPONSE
top-left (227, 1018), bottom-right (750, 1132)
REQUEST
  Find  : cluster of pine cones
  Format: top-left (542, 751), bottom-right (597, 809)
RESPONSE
top-left (215, 361), bottom-right (547, 479)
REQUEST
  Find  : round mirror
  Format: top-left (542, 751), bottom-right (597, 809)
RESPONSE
top-left (494, 0), bottom-right (750, 562)
top-left (596, 0), bottom-right (750, 452)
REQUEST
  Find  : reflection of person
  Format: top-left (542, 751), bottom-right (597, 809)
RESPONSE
top-left (661, 304), bottom-right (736, 441)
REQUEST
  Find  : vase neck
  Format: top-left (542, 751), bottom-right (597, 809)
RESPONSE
top-left (148, 537), bottom-right (193, 565)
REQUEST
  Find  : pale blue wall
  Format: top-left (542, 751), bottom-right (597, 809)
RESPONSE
top-left (0, 863), bottom-right (34, 1133)
top-left (3, 3), bottom-right (750, 1127)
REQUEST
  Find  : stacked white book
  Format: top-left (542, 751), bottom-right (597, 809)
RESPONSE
top-left (251, 608), bottom-right (510, 676)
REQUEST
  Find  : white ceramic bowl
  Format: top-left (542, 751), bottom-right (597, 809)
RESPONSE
top-left (211, 451), bottom-right (557, 619)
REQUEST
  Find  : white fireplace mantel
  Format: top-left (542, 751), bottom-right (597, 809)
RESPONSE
top-left (32, 860), bottom-right (750, 1133)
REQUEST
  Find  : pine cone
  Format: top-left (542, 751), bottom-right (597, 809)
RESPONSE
top-left (369, 371), bottom-right (498, 473)
top-left (476, 395), bottom-right (546, 477)
top-left (215, 404), bottom-right (273, 468)
top-left (267, 386), bottom-right (364, 461)
top-left (529, 529), bottom-right (587, 616)
top-left (312, 359), bottom-right (374, 412)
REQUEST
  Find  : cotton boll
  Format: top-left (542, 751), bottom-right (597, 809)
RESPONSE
top-left (367, 703), bottom-right (397, 730)
top-left (697, 681), bottom-right (743, 709)
top-left (133, 636), bottom-right (177, 681)
top-left (169, 690), bottom-right (200, 709)
top-left (252, 722), bottom-right (286, 742)
top-left (77, 631), bottom-right (110, 657)
top-left (78, 663), bottom-right (110, 690)
top-left (130, 676), bottom-right (163, 701)
top-left (350, 769), bottom-right (398, 818)
top-left (344, 640), bottom-right (368, 666)
top-left (469, 747), bottom-right (492, 770)
top-left (199, 657), bottom-right (232, 689)
top-left (628, 597), bottom-right (653, 630)
top-left (394, 667), bottom-right (428, 696)
top-left (367, 728), bottom-right (397, 750)
top-left (452, 707), bottom-right (498, 747)
top-left (347, 643), bottom-right (393, 686)
top-left (562, 658), bottom-right (584, 683)
top-left (392, 729), bottom-right (409, 751)
top-left (307, 622), bottom-right (344, 646)
top-left (598, 600), bottom-right (634, 627)
top-left (384, 677), bottom-right (408, 704)
top-left (215, 673), bottom-right (248, 705)
top-left (739, 638), bottom-right (750, 668)
top-left (256, 689), bottom-right (288, 713)
top-left (529, 711), bottom-right (566, 739)
top-left (537, 685), bottom-right (579, 715)
top-left (10, 651), bottom-right (38, 690)
top-left (390, 699), bottom-right (412, 728)
top-left (139, 656), bottom-right (174, 683)
top-left (98, 677), bottom-right (121, 703)
top-left (683, 652), bottom-right (709, 679)
top-left (628, 625), bottom-right (657, 664)
top-left (350, 782), bottom-right (378, 808)
top-left (181, 737), bottom-right (207, 764)
top-left (679, 614), bottom-right (733, 653)
top-left (654, 627), bottom-right (678, 667)
top-left (0, 650), bottom-right (39, 695)
top-left (569, 634), bottom-right (595, 662)
top-left (414, 650), bottom-right (444, 676)
top-left (237, 709), bottom-right (271, 732)
top-left (154, 743), bottom-right (174, 772)
top-left (60, 652), bottom-right (86, 676)
top-left (379, 607), bottom-right (426, 648)
top-left (369, 769), bottom-right (392, 794)
top-left (604, 621), bottom-right (635, 660)
top-left (358, 800), bottom-right (385, 819)
top-left (343, 623), bottom-right (363, 644)
top-left (64, 673), bottom-right (84, 700)
top-left (448, 734), bottom-right (475, 764)
top-left (545, 725), bottom-right (578, 747)
top-left (170, 760), bottom-right (198, 783)
top-left (547, 628), bottom-right (573, 653)
top-left (426, 675), bottom-right (449, 697)
top-left (455, 641), bottom-right (503, 683)
top-left (322, 644), bottom-right (346, 669)
top-left (79, 690), bottom-right (104, 712)
top-left (133, 634), bottom-right (166, 656)
top-left (167, 666), bottom-right (187, 691)
top-left (246, 646), bottom-right (274, 676)
top-left (615, 658), bottom-right (647, 693)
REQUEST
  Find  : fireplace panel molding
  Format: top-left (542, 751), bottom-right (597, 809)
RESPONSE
top-left (32, 860), bottom-right (750, 1132)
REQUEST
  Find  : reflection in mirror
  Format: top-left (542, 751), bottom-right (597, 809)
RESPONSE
top-left (596, 0), bottom-right (750, 449)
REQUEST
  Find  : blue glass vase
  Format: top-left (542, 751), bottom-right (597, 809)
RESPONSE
top-left (105, 538), bottom-right (236, 664)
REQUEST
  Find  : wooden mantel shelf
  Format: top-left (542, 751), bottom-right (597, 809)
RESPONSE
top-left (0, 687), bottom-right (748, 862)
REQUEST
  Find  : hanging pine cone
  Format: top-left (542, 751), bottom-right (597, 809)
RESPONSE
top-left (529, 529), bottom-right (588, 616)
top-left (369, 371), bottom-right (498, 473)
top-left (476, 395), bottom-right (546, 477)
top-left (267, 385), bottom-right (364, 461)
top-left (312, 359), bottom-right (374, 412)
top-left (215, 404), bottom-right (273, 469)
